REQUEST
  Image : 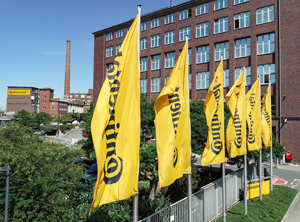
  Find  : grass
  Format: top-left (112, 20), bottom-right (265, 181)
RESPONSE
top-left (215, 185), bottom-right (298, 222)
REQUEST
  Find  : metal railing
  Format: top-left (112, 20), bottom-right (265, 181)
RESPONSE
top-left (140, 164), bottom-right (258, 222)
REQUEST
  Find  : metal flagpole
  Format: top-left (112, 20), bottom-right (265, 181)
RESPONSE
top-left (133, 5), bottom-right (141, 222)
top-left (186, 35), bottom-right (192, 222)
top-left (269, 82), bottom-right (273, 192)
top-left (258, 74), bottom-right (262, 201)
top-left (243, 67), bottom-right (247, 215)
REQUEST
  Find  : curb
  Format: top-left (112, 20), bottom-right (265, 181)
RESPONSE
top-left (281, 191), bottom-right (300, 222)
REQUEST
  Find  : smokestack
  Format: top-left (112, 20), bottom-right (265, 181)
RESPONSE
top-left (64, 40), bottom-right (71, 98)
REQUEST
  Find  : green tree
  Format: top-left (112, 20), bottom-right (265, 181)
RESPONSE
top-left (140, 94), bottom-right (156, 145)
top-left (0, 123), bottom-right (91, 222)
top-left (32, 112), bottom-right (53, 126)
top-left (12, 109), bottom-right (38, 129)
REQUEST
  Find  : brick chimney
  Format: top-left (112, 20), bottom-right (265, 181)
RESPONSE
top-left (64, 40), bottom-right (71, 98)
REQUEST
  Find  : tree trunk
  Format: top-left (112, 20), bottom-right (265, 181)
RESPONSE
top-left (149, 178), bottom-right (159, 201)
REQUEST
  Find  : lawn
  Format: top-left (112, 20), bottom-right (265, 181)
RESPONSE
top-left (215, 185), bottom-right (298, 222)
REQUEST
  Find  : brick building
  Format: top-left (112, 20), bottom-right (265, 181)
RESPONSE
top-left (92, 0), bottom-right (300, 161)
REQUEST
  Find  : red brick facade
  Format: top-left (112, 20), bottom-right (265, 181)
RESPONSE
top-left (93, 0), bottom-right (300, 161)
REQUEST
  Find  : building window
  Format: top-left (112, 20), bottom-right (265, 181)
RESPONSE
top-left (43, 96), bottom-right (46, 99)
top-left (188, 49), bottom-right (192, 65)
top-left (165, 76), bottom-right (169, 84)
top-left (81, 95), bottom-right (85, 98)
top-left (140, 57), bottom-right (148, 72)
top-left (197, 72), bottom-right (209, 89)
top-left (165, 30), bottom-right (175, 45)
top-left (196, 22), bottom-right (209, 38)
top-left (257, 5), bottom-right (274, 25)
top-left (165, 13), bottom-right (175, 24)
top-left (165, 52), bottom-right (176, 68)
top-left (234, 12), bottom-right (250, 29)
top-left (152, 77), bottom-right (161, 92)
top-left (214, 0), bottom-right (228, 10)
top-left (258, 64), bottom-right (275, 84)
top-left (43, 101), bottom-right (46, 104)
top-left (116, 29), bottom-right (124, 38)
top-left (52, 102), bottom-right (55, 105)
top-left (106, 32), bottom-right (114, 41)
top-left (43, 90), bottom-right (46, 93)
top-left (214, 17), bottom-right (228, 34)
top-left (151, 34), bottom-right (161, 48)
top-left (52, 107), bottom-right (55, 110)
top-left (235, 37), bottom-right (251, 58)
top-left (196, 3), bottom-right (209, 16)
top-left (43, 107), bottom-right (46, 110)
top-left (141, 22), bottom-right (148, 31)
top-left (223, 69), bottom-right (229, 87)
top-left (106, 46), bottom-right (113, 57)
top-left (180, 9), bottom-right (191, 20)
top-left (107, 63), bottom-right (113, 74)
top-left (87, 95), bottom-right (91, 98)
top-left (234, 0), bottom-right (249, 5)
top-left (215, 42), bottom-right (229, 61)
top-left (235, 66), bottom-right (251, 85)
top-left (70, 95), bottom-right (73, 98)
top-left (189, 73), bottom-right (192, 90)
top-left (140, 37), bottom-right (147, 50)
top-left (75, 95), bottom-right (79, 98)
top-left (179, 26), bottom-right (191, 42)
top-left (257, 33), bottom-right (275, 55)
top-left (140, 79), bottom-right (147, 93)
top-left (197, 45), bottom-right (209, 63)
top-left (151, 18), bottom-right (161, 28)
top-left (116, 44), bottom-right (121, 55)
top-left (152, 54), bottom-right (161, 70)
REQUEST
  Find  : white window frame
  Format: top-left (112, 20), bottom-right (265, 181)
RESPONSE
top-left (196, 3), bottom-right (209, 16)
top-left (141, 22), bottom-right (148, 31)
top-left (257, 33), bottom-right (275, 55)
top-left (107, 63), bottom-right (113, 74)
top-left (214, 0), bottom-right (228, 10)
top-left (165, 76), bottom-right (169, 85)
top-left (116, 44), bottom-right (122, 55)
top-left (215, 42), bottom-right (229, 61)
top-left (106, 46), bottom-right (113, 57)
top-left (140, 57), bottom-right (148, 72)
top-left (197, 45), bottom-right (210, 63)
top-left (152, 77), bottom-right (161, 92)
top-left (152, 54), bottom-right (161, 70)
top-left (165, 13), bottom-right (175, 24)
top-left (257, 5), bottom-right (275, 25)
top-left (140, 37), bottom-right (147, 50)
top-left (189, 73), bottom-right (192, 90)
top-left (151, 34), bottom-right (161, 48)
top-left (179, 26), bottom-right (191, 42)
top-left (106, 32), bottom-right (114, 41)
top-left (116, 29), bottom-right (124, 38)
top-left (214, 17), bottom-right (228, 34)
top-left (223, 69), bottom-right (229, 87)
top-left (234, 12), bottom-right (250, 29)
top-left (196, 22), bottom-right (209, 38)
top-left (188, 49), bottom-right (192, 65)
top-left (165, 30), bottom-right (175, 45)
top-left (140, 79), bottom-right (147, 93)
top-left (180, 9), bottom-right (191, 20)
top-left (165, 52), bottom-right (176, 68)
top-left (258, 64), bottom-right (275, 85)
top-left (151, 18), bottom-right (161, 28)
top-left (235, 37), bottom-right (251, 58)
top-left (235, 66), bottom-right (251, 86)
top-left (197, 72), bottom-right (210, 89)
top-left (234, 0), bottom-right (249, 5)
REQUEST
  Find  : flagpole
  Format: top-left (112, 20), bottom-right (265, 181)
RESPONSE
top-left (243, 67), bottom-right (247, 215)
top-left (133, 5), bottom-right (141, 222)
top-left (258, 74), bottom-right (262, 201)
top-left (221, 56), bottom-right (226, 222)
top-left (185, 35), bottom-right (192, 222)
top-left (269, 82), bottom-right (273, 192)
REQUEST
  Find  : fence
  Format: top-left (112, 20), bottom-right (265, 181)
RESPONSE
top-left (139, 163), bottom-right (258, 222)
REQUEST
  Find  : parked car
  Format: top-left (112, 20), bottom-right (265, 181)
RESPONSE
top-left (35, 130), bottom-right (45, 135)
top-left (85, 163), bottom-right (97, 181)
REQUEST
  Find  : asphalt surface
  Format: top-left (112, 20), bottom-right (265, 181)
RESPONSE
top-left (44, 128), bottom-right (84, 147)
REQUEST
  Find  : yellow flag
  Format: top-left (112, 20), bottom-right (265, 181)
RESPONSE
top-left (261, 83), bottom-right (272, 147)
top-left (154, 42), bottom-right (191, 187)
top-left (90, 10), bottom-right (140, 213)
top-left (225, 69), bottom-right (246, 158)
top-left (201, 60), bottom-right (225, 166)
top-left (246, 77), bottom-right (261, 151)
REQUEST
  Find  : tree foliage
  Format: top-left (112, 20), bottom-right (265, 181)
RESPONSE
top-left (140, 94), bottom-right (156, 145)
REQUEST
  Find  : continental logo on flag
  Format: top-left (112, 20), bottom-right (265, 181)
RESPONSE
top-left (8, 90), bottom-right (30, 95)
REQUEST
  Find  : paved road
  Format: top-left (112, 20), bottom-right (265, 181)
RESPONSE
top-left (45, 128), bottom-right (84, 147)
top-left (273, 165), bottom-right (300, 191)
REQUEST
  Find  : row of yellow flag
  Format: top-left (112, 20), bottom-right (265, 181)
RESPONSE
top-left (89, 9), bottom-right (272, 213)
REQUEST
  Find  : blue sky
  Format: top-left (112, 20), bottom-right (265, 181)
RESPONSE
top-left (0, 0), bottom-right (188, 111)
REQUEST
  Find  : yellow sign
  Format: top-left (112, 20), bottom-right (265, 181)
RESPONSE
top-left (247, 180), bottom-right (270, 199)
top-left (8, 90), bottom-right (30, 95)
